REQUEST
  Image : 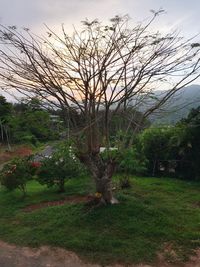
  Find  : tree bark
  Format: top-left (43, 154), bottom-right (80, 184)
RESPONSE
top-left (79, 153), bottom-right (119, 204)
top-left (58, 178), bottom-right (65, 193)
top-left (95, 175), bottom-right (113, 203)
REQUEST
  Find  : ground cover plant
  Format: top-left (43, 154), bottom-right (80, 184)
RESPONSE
top-left (0, 176), bottom-right (199, 265)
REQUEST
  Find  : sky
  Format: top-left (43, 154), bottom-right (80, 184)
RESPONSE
top-left (0, 0), bottom-right (200, 101)
top-left (0, 0), bottom-right (200, 37)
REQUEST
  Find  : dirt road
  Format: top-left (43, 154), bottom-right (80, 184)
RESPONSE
top-left (0, 241), bottom-right (200, 267)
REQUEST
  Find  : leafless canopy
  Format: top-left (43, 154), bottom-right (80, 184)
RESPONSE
top-left (0, 12), bottom-right (200, 152)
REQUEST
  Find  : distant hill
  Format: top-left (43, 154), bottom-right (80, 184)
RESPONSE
top-left (150, 84), bottom-right (200, 124)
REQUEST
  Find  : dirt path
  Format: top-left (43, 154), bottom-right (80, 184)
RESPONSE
top-left (0, 241), bottom-right (199, 267)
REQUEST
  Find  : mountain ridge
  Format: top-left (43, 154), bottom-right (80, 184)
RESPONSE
top-left (150, 84), bottom-right (200, 124)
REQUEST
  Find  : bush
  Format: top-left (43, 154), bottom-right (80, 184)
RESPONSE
top-left (118, 147), bottom-right (148, 176)
top-left (139, 126), bottom-right (184, 177)
top-left (0, 157), bottom-right (33, 195)
top-left (37, 142), bottom-right (86, 192)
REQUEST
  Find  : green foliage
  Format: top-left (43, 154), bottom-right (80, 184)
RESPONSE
top-left (0, 157), bottom-right (33, 194)
top-left (100, 148), bottom-right (120, 162)
top-left (0, 95), bottom-right (12, 123)
top-left (0, 96), bottom-right (62, 145)
top-left (176, 106), bottom-right (200, 180)
top-left (139, 107), bottom-right (200, 180)
top-left (140, 127), bottom-right (173, 160)
top-left (37, 143), bottom-right (86, 192)
top-left (139, 126), bottom-right (182, 176)
top-left (9, 110), bottom-right (58, 144)
top-left (20, 134), bottom-right (38, 145)
top-left (0, 95), bottom-right (13, 143)
top-left (100, 142), bottom-right (148, 176)
top-left (25, 97), bottom-right (43, 111)
top-left (118, 147), bottom-right (148, 175)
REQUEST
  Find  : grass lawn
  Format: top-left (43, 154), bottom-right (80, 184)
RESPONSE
top-left (0, 176), bottom-right (199, 265)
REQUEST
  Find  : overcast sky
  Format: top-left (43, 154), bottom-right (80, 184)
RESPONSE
top-left (0, 0), bottom-right (200, 37)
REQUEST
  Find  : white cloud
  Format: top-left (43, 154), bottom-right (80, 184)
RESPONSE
top-left (0, 0), bottom-right (199, 37)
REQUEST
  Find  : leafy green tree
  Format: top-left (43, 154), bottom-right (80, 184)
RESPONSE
top-left (0, 95), bottom-right (12, 122)
top-left (139, 127), bottom-right (177, 176)
top-left (139, 117), bottom-right (200, 180)
top-left (38, 143), bottom-right (85, 192)
top-left (25, 97), bottom-right (43, 111)
top-left (118, 147), bottom-right (148, 176)
top-left (177, 107), bottom-right (200, 180)
top-left (0, 157), bottom-right (33, 195)
top-left (9, 110), bottom-right (58, 144)
top-left (0, 95), bottom-right (12, 144)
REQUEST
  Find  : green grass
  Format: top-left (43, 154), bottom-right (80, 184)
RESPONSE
top-left (0, 176), bottom-right (199, 265)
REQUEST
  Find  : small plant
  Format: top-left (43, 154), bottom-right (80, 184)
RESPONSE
top-left (119, 175), bottom-right (132, 189)
top-left (37, 142), bottom-right (86, 192)
top-left (0, 157), bottom-right (33, 195)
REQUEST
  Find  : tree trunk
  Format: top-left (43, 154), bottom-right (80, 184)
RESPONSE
top-left (58, 178), bottom-right (65, 193)
top-left (19, 184), bottom-right (26, 198)
top-left (152, 160), bottom-right (157, 176)
top-left (79, 153), bottom-right (119, 204)
top-left (95, 174), bottom-right (118, 204)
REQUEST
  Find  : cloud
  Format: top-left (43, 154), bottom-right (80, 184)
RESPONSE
top-left (0, 0), bottom-right (199, 37)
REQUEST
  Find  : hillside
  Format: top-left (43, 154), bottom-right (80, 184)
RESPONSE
top-left (150, 84), bottom-right (200, 124)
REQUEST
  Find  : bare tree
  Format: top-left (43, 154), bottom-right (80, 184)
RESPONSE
top-left (0, 11), bottom-right (200, 203)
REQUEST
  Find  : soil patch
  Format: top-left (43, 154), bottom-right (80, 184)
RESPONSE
top-left (192, 201), bottom-right (200, 208)
top-left (23, 195), bottom-right (94, 212)
top-left (156, 242), bottom-right (200, 267)
top-left (0, 145), bottom-right (33, 165)
top-left (0, 240), bottom-right (199, 267)
top-left (0, 240), bottom-right (100, 267)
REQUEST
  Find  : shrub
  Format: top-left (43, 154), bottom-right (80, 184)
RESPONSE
top-left (37, 143), bottom-right (86, 192)
top-left (0, 157), bottom-right (33, 195)
top-left (139, 126), bottom-right (184, 177)
top-left (118, 147), bottom-right (148, 176)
